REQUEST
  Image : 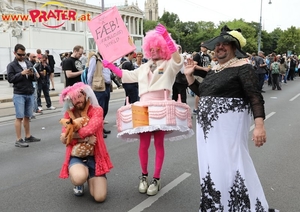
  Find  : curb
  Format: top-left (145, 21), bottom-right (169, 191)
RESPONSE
top-left (0, 88), bottom-right (124, 103)
top-left (0, 92), bottom-right (60, 103)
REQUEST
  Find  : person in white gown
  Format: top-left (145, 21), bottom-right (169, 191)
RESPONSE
top-left (184, 25), bottom-right (278, 212)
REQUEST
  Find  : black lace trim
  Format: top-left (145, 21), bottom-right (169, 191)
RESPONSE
top-left (200, 170), bottom-right (267, 212)
top-left (228, 170), bottom-right (251, 211)
top-left (255, 198), bottom-right (267, 212)
top-left (200, 169), bottom-right (224, 211)
top-left (196, 96), bottom-right (250, 139)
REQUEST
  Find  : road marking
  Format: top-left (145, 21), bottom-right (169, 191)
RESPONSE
top-left (110, 98), bottom-right (125, 103)
top-left (128, 172), bottom-right (191, 212)
top-left (249, 112), bottom-right (276, 131)
top-left (289, 93), bottom-right (300, 101)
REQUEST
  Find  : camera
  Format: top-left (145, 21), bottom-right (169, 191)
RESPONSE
top-left (28, 67), bottom-right (34, 73)
top-left (110, 71), bottom-right (122, 88)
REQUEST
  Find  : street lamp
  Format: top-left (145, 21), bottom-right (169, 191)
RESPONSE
top-left (258, 0), bottom-right (272, 53)
top-left (101, 0), bottom-right (104, 12)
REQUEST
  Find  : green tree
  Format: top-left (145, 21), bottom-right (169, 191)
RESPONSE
top-left (277, 26), bottom-right (300, 54)
top-left (261, 31), bottom-right (273, 54)
top-left (218, 19), bottom-right (257, 53)
top-left (185, 21), bottom-right (217, 52)
top-left (159, 11), bottom-right (180, 28)
top-left (177, 21), bottom-right (199, 36)
top-left (268, 28), bottom-right (283, 53)
top-left (143, 20), bottom-right (158, 35)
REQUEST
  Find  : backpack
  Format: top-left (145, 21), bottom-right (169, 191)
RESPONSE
top-left (91, 56), bottom-right (105, 92)
top-left (279, 63), bottom-right (286, 74)
top-left (271, 62), bottom-right (280, 74)
top-left (81, 66), bottom-right (89, 84)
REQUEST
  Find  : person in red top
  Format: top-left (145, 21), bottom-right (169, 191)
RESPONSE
top-left (59, 82), bottom-right (113, 201)
top-left (36, 49), bottom-right (42, 60)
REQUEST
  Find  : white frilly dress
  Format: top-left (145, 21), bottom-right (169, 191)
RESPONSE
top-left (116, 58), bottom-right (194, 142)
top-left (117, 90), bottom-right (194, 142)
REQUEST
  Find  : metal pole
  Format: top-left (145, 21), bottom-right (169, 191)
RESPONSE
top-left (258, 0), bottom-right (262, 53)
top-left (101, 0), bottom-right (104, 12)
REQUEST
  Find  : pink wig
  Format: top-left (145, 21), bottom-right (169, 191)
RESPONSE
top-left (142, 29), bottom-right (172, 60)
top-left (59, 82), bottom-right (87, 104)
top-left (59, 82), bottom-right (99, 112)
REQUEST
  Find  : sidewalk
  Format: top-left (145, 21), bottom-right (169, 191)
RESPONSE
top-left (0, 76), bottom-right (125, 120)
top-left (0, 76), bottom-right (124, 103)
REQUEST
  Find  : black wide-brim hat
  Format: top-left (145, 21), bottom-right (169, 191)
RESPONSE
top-left (201, 25), bottom-right (248, 58)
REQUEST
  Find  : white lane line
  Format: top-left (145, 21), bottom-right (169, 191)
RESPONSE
top-left (110, 98), bottom-right (125, 103)
top-left (128, 172), bottom-right (191, 212)
top-left (289, 93), bottom-right (300, 101)
top-left (249, 112), bottom-right (276, 131)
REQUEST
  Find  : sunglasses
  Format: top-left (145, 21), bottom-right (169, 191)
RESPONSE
top-left (215, 42), bottom-right (230, 47)
top-left (16, 53), bottom-right (26, 57)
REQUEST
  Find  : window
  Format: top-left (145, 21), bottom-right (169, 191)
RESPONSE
top-left (88, 38), bottom-right (96, 51)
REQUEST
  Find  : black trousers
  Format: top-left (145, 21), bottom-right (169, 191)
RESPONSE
top-left (37, 81), bottom-right (51, 108)
top-left (258, 73), bottom-right (265, 91)
top-left (272, 74), bottom-right (281, 90)
top-left (172, 82), bottom-right (188, 103)
top-left (287, 68), bottom-right (295, 80)
top-left (122, 83), bottom-right (139, 105)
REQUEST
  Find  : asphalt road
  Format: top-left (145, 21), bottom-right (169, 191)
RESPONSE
top-left (0, 80), bottom-right (300, 212)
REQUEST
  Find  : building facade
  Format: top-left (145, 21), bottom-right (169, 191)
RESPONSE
top-left (144, 0), bottom-right (158, 21)
top-left (0, 0), bottom-right (144, 73)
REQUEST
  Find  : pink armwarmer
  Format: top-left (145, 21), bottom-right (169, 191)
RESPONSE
top-left (155, 24), bottom-right (177, 54)
top-left (102, 60), bottom-right (123, 78)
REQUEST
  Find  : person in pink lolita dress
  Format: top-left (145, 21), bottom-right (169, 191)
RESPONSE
top-left (103, 24), bottom-right (194, 196)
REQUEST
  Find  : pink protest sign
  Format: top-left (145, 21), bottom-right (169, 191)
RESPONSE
top-left (87, 6), bottom-right (136, 63)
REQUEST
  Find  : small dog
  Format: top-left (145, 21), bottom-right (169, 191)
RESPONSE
top-left (59, 98), bottom-right (95, 157)
top-left (59, 117), bottom-right (89, 146)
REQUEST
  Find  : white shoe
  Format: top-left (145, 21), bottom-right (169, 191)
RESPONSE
top-left (138, 176), bottom-right (148, 193)
top-left (104, 120), bottom-right (109, 124)
top-left (38, 106), bottom-right (43, 111)
top-left (73, 185), bottom-right (84, 196)
top-left (147, 178), bottom-right (161, 196)
top-left (47, 106), bottom-right (56, 110)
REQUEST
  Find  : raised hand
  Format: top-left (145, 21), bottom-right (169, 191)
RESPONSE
top-left (184, 58), bottom-right (196, 76)
top-left (102, 59), bottom-right (123, 78)
top-left (155, 23), bottom-right (168, 38)
top-left (155, 23), bottom-right (177, 54)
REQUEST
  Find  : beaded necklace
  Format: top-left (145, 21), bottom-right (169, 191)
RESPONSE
top-left (214, 57), bottom-right (240, 73)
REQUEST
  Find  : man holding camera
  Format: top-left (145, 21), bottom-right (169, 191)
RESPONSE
top-left (35, 54), bottom-right (56, 111)
top-left (7, 44), bottom-right (41, 147)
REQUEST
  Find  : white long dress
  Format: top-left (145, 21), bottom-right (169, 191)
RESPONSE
top-left (190, 64), bottom-right (272, 211)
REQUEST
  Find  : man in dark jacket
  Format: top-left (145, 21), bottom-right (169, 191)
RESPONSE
top-left (287, 55), bottom-right (297, 81)
top-left (7, 44), bottom-right (41, 148)
top-left (45, 50), bottom-right (56, 90)
top-left (35, 54), bottom-right (56, 111)
top-left (254, 51), bottom-right (267, 93)
top-left (121, 51), bottom-right (139, 104)
top-left (172, 46), bottom-right (188, 103)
